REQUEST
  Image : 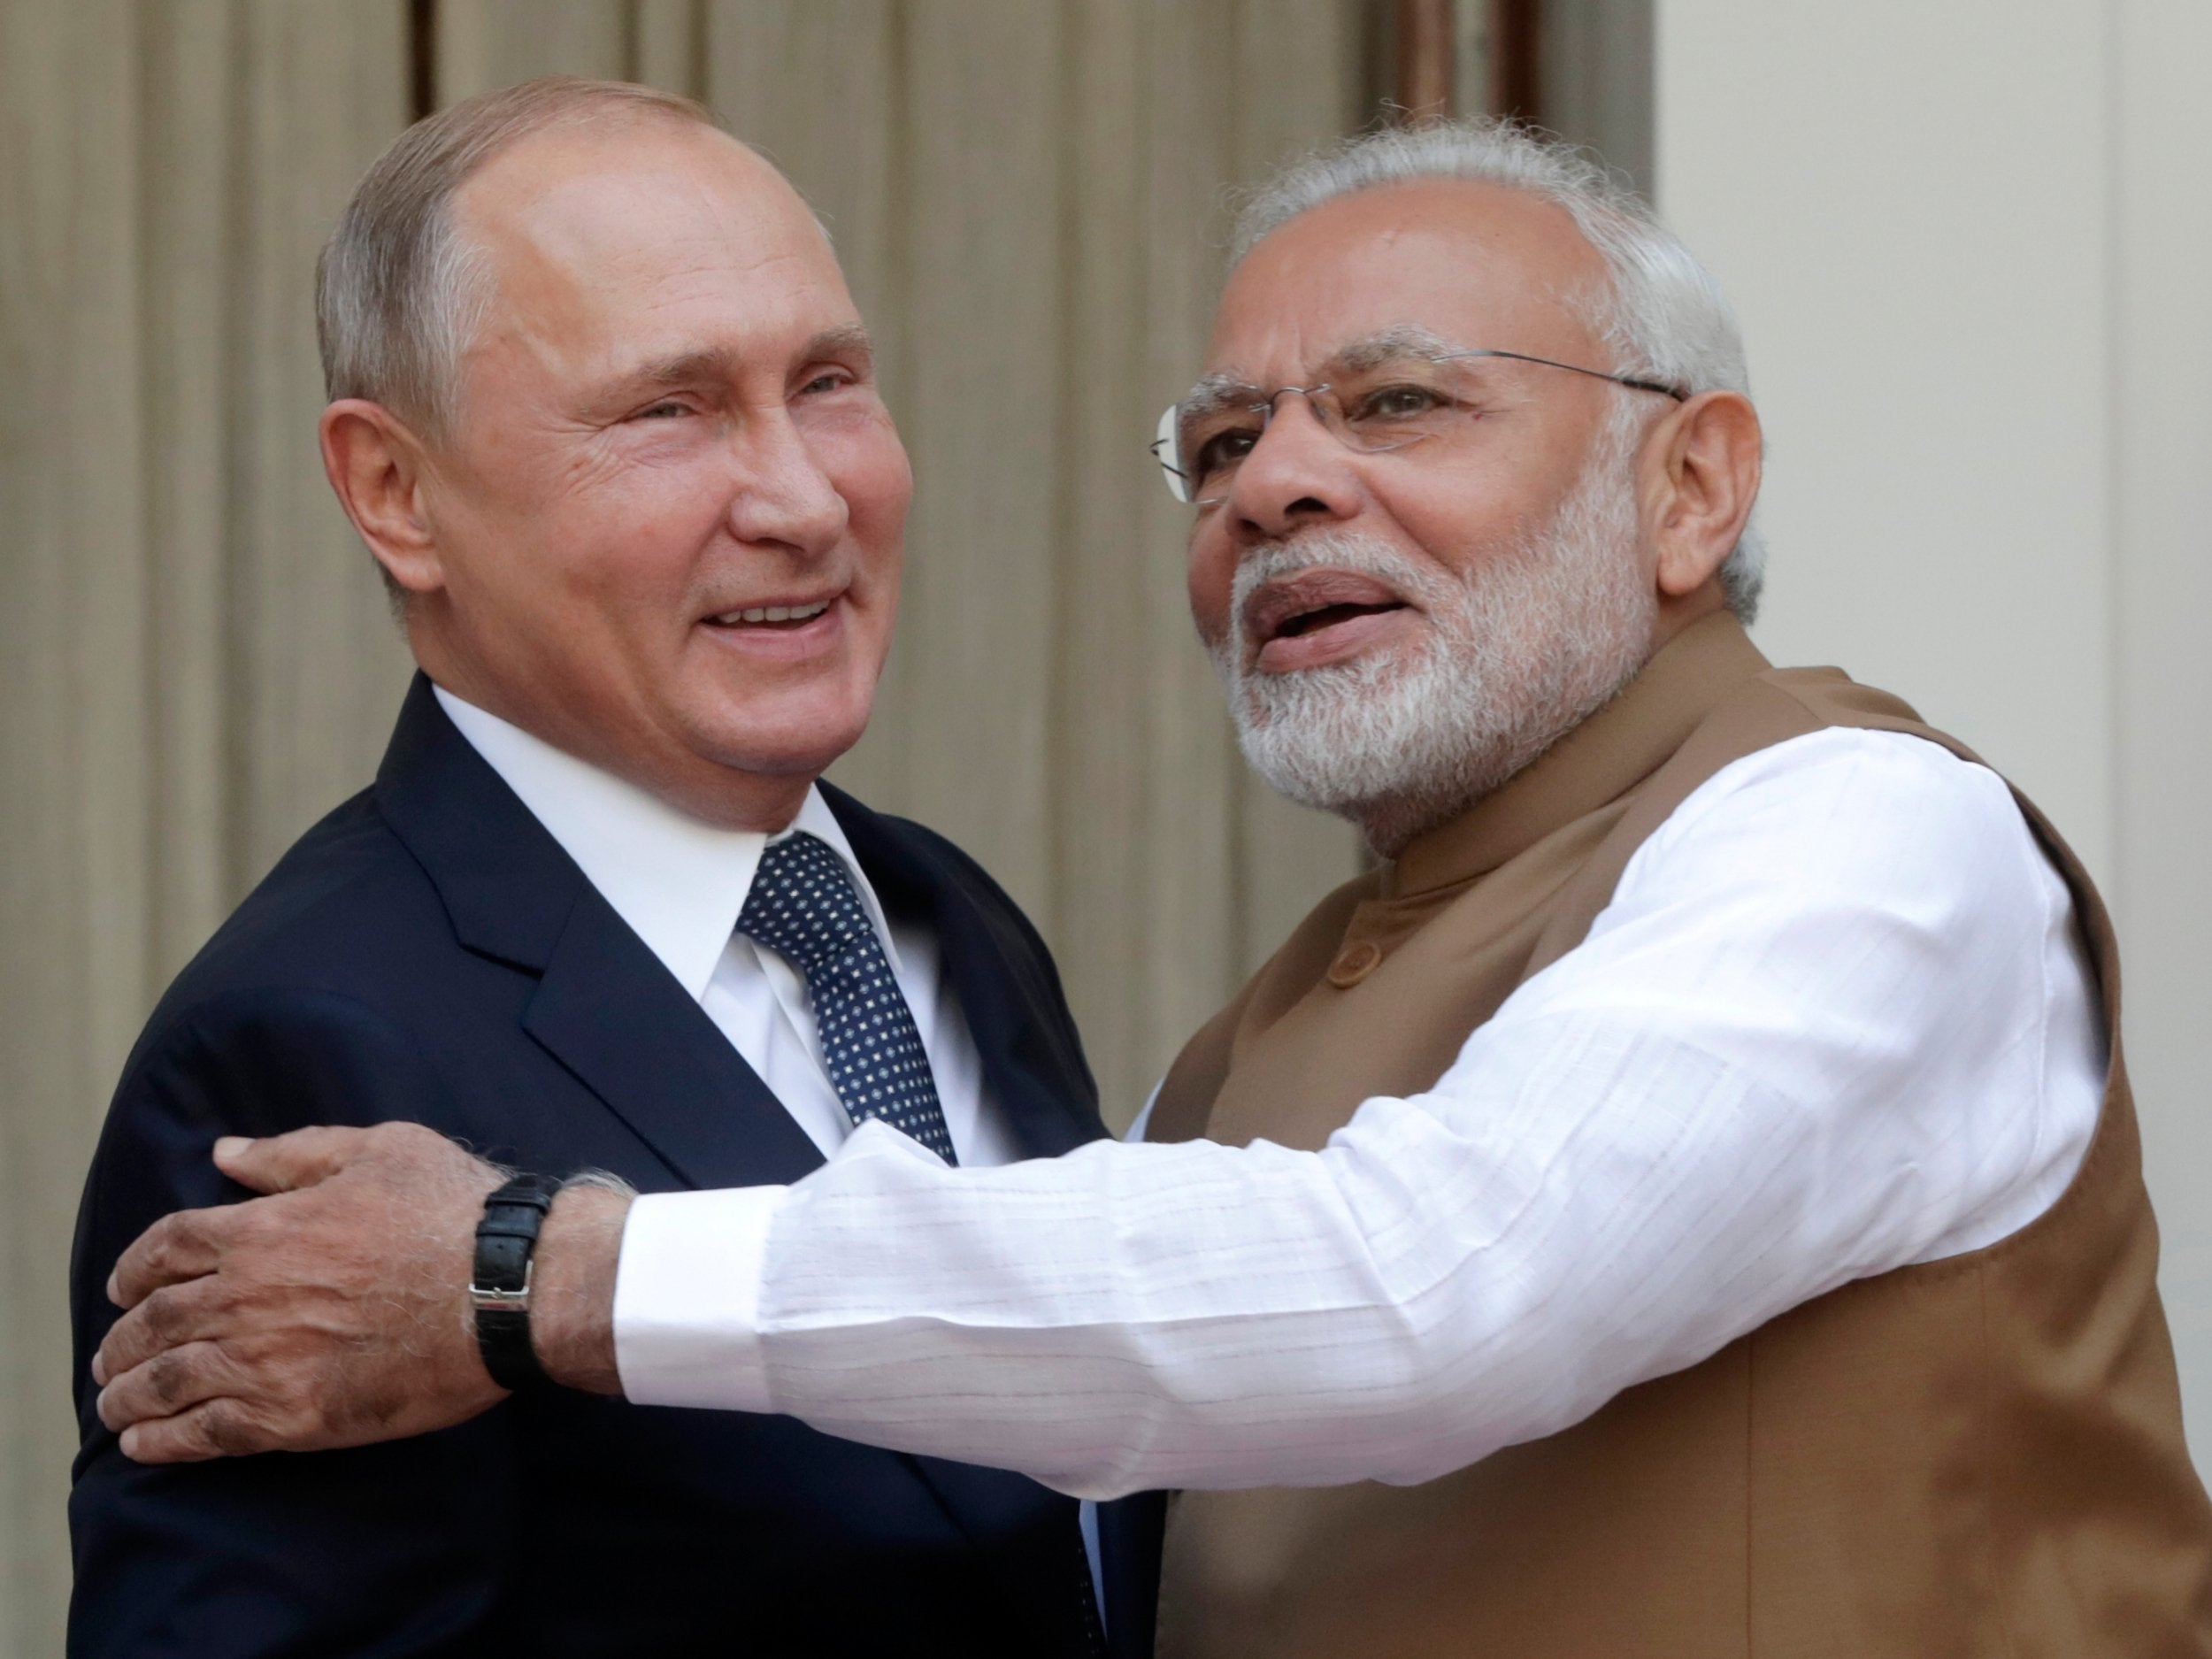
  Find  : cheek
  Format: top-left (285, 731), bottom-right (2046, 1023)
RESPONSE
top-left (848, 461), bottom-right (911, 569)
top-left (814, 412), bottom-right (912, 549)
top-left (554, 457), bottom-right (733, 603)
top-left (1417, 411), bottom-right (1611, 557)
top-left (1187, 528), bottom-right (1236, 646)
top-left (1384, 472), bottom-right (1554, 577)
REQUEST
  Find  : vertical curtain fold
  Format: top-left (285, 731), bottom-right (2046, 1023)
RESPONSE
top-left (4, 6), bottom-right (415, 1649)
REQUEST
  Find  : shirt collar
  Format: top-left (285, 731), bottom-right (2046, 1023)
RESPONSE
top-left (433, 686), bottom-right (897, 1000)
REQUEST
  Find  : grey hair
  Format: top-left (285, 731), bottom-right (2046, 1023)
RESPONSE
top-left (315, 76), bottom-right (721, 442)
top-left (1233, 119), bottom-right (1766, 622)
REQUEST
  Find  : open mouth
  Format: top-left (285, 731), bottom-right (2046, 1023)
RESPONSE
top-left (697, 592), bottom-right (849, 659)
top-left (706, 597), bottom-right (835, 630)
top-left (1269, 600), bottom-right (1407, 640)
top-left (1244, 569), bottom-right (1415, 672)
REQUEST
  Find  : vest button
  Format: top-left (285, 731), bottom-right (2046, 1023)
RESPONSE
top-left (1328, 941), bottom-right (1383, 987)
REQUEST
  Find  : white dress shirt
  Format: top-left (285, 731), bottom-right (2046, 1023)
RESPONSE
top-left (435, 687), bottom-right (1022, 1165)
top-left (611, 726), bottom-right (2105, 1502)
top-left (435, 688), bottom-right (1111, 1602)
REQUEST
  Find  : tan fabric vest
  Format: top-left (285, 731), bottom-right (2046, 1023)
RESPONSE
top-left (1147, 614), bottom-right (2212, 1657)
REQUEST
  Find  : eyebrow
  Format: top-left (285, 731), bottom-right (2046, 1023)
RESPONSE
top-left (799, 324), bottom-right (875, 376)
top-left (1176, 370), bottom-right (1258, 425)
top-left (623, 324), bottom-right (878, 393)
top-left (1327, 324), bottom-right (1467, 373)
top-left (1178, 324), bottom-right (1475, 417)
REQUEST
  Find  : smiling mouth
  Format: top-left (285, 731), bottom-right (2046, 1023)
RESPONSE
top-left (706, 598), bottom-right (834, 629)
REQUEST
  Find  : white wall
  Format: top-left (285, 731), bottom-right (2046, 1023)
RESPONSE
top-left (1656, 0), bottom-right (2212, 1441)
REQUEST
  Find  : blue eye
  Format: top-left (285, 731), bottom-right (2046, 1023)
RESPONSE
top-left (636, 400), bottom-right (691, 420)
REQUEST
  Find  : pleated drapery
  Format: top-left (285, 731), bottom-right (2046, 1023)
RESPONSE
top-left (0, 4), bottom-right (1364, 1647)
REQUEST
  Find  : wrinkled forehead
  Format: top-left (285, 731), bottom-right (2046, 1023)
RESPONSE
top-left (449, 120), bottom-right (860, 394)
top-left (1201, 178), bottom-right (1609, 387)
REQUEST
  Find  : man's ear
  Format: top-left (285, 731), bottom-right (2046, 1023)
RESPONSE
top-left (319, 399), bottom-right (447, 598)
top-left (1640, 390), bottom-right (1763, 600)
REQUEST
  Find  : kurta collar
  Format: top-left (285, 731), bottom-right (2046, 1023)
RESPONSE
top-left (1387, 612), bottom-right (1772, 898)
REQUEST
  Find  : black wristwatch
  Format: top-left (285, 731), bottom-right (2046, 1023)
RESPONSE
top-left (471, 1173), bottom-right (560, 1391)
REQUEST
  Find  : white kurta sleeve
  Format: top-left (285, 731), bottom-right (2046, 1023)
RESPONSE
top-left (611, 729), bottom-right (2103, 1500)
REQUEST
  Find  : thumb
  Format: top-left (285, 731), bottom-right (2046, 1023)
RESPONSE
top-left (214, 1125), bottom-right (372, 1194)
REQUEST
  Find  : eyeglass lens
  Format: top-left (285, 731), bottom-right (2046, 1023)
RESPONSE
top-left (1152, 348), bottom-right (1685, 505)
top-left (1158, 356), bottom-right (1476, 504)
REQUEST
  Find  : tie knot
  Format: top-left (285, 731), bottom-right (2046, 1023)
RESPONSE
top-left (736, 832), bottom-right (874, 978)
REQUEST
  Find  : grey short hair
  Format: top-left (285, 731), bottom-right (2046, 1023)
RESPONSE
top-left (316, 76), bottom-right (720, 442)
top-left (1233, 120), bottom-right (1766, 622)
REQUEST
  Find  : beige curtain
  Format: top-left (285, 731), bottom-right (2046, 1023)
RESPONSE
top-left (1, 3), bottom-right (1365, 1647)
top-left (4, 5), bottom-right (418, 1647)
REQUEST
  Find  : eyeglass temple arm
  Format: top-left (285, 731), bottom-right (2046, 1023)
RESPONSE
top-left (1434, 348), bottom-right (1688, 402)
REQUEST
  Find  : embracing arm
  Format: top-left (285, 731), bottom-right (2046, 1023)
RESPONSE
top-left (96, 734), bottom-right (2099, 1502)
top-left (618, 734), bottom-right (2096, 1495)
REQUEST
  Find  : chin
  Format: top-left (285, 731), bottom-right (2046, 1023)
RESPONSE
top-left (687, 703), bottom-right (872, 781)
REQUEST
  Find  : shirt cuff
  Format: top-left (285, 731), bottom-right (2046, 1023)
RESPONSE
top-left (611, 1186), bottom-right (788, 1412)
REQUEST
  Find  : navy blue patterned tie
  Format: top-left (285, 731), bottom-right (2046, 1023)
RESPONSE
top-left (736, 832), bottom-right (958, 1164)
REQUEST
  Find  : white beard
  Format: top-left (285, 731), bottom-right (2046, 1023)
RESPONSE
top-left (1210, 415), bottom-right (1656, 857)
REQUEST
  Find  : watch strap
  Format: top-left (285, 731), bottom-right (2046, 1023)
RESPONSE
top-left (472, 1173), bottom-right (559, 1392)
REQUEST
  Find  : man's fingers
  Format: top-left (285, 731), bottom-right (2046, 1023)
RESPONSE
top-left (117, 1399), bottom-right (273, 1465)
top-left (94, 1277), bottom-right (227, 1389)
top-left (92, 1119), bottom-right (509, 1463)
top-left (107, 1208), bottom-right (228, 1309)
top-left (96, 1339), bottom-right (239, 1434)
top-left (215, 1124), bottom-right (374, 1194)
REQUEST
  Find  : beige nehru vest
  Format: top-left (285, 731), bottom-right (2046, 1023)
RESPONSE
top-left (1147, 614), bottom-right (2212, 1657)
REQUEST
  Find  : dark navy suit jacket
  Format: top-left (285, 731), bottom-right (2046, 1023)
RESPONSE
top-left (69, 677), bottom-right (1164, 1657)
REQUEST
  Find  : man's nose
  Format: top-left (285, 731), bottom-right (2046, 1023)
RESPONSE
top-left (1220, 395), bottom-right (1363, 540)
top-left (726, 411), bottom-right (849, 556)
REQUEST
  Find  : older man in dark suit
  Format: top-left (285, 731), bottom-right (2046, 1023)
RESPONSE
top-left (67, 77), bottom-right (1156, 1658)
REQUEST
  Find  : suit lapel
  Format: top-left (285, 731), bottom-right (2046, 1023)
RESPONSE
top-left (375, 674), bottom-right (824, 1190)
top-left (522, 886), bottom-right (826, 1190)
top-left (826, 785), bottom-right (1106, 1160)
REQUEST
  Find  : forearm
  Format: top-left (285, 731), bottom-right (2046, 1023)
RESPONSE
top-left (532, 1183), bottom-right (631, 1394)
top-left (613, 1023), bottom-right (1869, 1501)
